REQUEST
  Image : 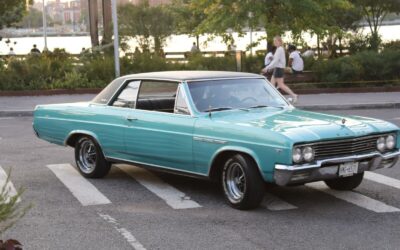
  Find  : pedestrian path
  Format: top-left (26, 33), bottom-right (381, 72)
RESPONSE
top-left (305, 181), bottom-right (400, 213)
top-left (0, 165), bottom-right (21, 203)
top-left (45, 163), bottom-right (400, 214)
top-left (116, 164), bottom-right (201, 209)
top-left (47, 164), bottom-right (111, 206)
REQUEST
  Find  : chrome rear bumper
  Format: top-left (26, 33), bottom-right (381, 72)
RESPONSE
top-left (274, 149), bottom-right (400, 186)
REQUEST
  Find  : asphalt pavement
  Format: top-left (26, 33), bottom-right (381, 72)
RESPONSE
top-left (0, 108), bottom-right (400, 249)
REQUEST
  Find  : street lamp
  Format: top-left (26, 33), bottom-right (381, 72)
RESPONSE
top-left (42, 0), bottom-right (48, 51)
top-left (111, 0), bottom-right (120, 78)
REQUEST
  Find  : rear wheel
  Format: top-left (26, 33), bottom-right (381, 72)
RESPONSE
top-left (222, 154), bottom-right (264, 210)
top-left (324, 172), bottom-right (364, 190)
top-left (75, 136), bottom-right (111, 178)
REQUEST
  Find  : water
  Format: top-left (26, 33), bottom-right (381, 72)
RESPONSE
top-left (1, 25), bottom-right (399, 55)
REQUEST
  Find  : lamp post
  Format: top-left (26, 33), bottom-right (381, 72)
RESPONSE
top-left (111, 0), bottom-right (120, 78)
top-left (42, 0), bottom-right (48, 51)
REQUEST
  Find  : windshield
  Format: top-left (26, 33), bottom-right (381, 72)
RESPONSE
top-left (187, 78), bottom-right (288, 112)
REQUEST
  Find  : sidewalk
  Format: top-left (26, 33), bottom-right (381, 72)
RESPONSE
top-left (0, 92), bottom-right (399, 117)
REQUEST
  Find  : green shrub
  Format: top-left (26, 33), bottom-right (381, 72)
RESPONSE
top-left (312, 49), bottom-right (400, 82)
top-left (185, 54), bottom-right (236, 71)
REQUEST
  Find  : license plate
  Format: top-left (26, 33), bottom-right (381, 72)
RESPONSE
top-left (338, 162), bottom-right (359, 177)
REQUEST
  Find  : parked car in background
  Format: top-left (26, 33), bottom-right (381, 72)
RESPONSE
top-left (33, 71), bottom-right (400, 210)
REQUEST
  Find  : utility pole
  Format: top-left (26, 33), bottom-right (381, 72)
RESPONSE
top-left (42, 0), bottom-right (48, 51)
top-left (88, 0), bottom-right (99, 47)
top-left (111, 0), bottom-right (120, 77)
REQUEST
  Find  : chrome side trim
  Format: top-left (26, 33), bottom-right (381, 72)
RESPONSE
top-left (105, 156), bottom-right (209, 179)
top-left (193, 136), bottom-right (228, 144)
top-left (275, 149), bottom-right (400, 171)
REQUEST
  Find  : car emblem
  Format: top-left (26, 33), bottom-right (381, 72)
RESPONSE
top-left (342, 118), bottom-right (347, 125)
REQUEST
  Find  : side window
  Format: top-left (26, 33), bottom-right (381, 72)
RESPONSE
top-left (112, 81), bottom-right (140, 108)
top-left (174, 86), bottom-right (190, 115)
top-left (136, 81), bottom-right (178, 113)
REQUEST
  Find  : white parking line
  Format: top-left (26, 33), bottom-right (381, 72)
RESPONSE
top-left (264, 193), bottom-right (297, 211)
top-left (364, 172), bottom-right (400, 190)
top-left (98, 213), bottom-right (146, 250)
top-left (117, 164), bottom-right (201, 209)
top-left (0, 166), bottom-right (21, 203)
top-left (306, 181), bottom-right (400, 213)
top-left (47, 164), bottom-right (111, 206)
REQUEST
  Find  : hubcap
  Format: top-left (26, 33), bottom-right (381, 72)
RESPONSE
top-left (224, 162), bottom-right (246, 203)
top-left (78, 139), bottom-right (97, 174)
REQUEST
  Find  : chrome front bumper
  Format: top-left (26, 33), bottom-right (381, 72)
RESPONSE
top-left (274, 149), bottom-right (400, 186)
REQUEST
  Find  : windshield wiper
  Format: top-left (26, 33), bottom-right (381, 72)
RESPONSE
top-left (204, 107), bottom-right (233, 112)
top-left (247, 105), bottom-right (269, 109)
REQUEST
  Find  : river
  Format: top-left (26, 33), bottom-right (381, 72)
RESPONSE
top-left (1, 25), bottom-right (399, 55)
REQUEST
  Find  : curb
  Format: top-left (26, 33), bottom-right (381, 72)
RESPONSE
top-left (1, 102), bottom-right (399, 117)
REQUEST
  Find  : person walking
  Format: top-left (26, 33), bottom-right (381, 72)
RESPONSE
top-left (261, 36), bottom-right (298, 103)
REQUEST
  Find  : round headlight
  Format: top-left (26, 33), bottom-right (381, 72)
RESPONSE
top-left (303, 146), bottom-right (314, 162)
top-left (292, 147), bottom-right (302, 163)
top-left (386, 135), bottom-right (396, 150)
top-left (377, 137), bottom-right (386, 152)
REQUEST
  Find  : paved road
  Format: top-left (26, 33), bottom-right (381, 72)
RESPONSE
top-left (0, 109), bottom-right (400, 249)
top-left (1, 92), bottom-right (400, 111)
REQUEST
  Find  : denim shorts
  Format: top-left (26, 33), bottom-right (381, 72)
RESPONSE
top-left (273, 68), bottom-right (284, 78)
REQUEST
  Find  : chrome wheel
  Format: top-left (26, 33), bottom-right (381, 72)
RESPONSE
top-left (223, 162), bottom-right (246, 203)
top-left (78, 139), bottom-right (97, 174)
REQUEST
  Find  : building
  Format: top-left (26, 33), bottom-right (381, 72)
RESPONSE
top-left (63, 1), bottom-right (82, 24)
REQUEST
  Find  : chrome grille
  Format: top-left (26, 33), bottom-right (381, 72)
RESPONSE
top-left (308, 134), bottom-right (386, 160)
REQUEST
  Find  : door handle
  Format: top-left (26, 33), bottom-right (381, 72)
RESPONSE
top-left (126, 116), bottom-right (138, 121)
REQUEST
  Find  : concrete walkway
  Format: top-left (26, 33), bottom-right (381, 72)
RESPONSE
top-left (0, 92), bottom-right (399, 117)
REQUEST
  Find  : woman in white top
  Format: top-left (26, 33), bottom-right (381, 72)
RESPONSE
top-left (261, 36), bottom-right (298, 103)
top-left (264, 46), bottom-right (275, 67)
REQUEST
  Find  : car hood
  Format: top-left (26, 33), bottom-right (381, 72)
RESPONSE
top-left (210, 108), bottom-right (399, 143)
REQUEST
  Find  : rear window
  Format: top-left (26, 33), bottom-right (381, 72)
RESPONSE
top-left (92, 78), bottom-right (123, 104)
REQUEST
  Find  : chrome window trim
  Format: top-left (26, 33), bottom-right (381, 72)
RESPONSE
top-left (276, 149), bottom-right (400, 171)
top-left (185, 77), bottom-right (291, 113)
top-left (186, 76), bottom-right (264, 83)
top-left (104, 78), bottom-right (197, 117)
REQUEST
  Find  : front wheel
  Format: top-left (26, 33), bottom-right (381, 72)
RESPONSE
top-left (75, 136), bottom-right (111, 178)
top-left (222, 154), bottom-right (265, 210)
top-left (324, 172), bottom-right (364, 190)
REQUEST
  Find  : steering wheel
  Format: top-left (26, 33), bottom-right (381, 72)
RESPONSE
top-left (241, 97), bottom-right (258, 104)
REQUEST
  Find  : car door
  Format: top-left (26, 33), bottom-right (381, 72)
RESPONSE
top-left (123, 81), bottom-right (196, 173)
top-left (97, 80), bottom-right (141, 159)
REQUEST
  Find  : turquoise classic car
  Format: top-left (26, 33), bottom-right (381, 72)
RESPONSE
top-left (33, 71), bottom-right (400, 210)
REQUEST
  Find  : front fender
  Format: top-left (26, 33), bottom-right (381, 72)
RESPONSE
top-left (209, 145), bottom-right (267, 180)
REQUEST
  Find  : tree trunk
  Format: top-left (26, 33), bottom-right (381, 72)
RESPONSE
top-left (196, 35), bottom-right (200, 50)
top-left (88, 0), bottom-right (99, 47)
top-left (102, 0), bottom-right (112, 45)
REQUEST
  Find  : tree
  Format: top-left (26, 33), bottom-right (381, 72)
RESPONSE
top-left (354, 0), bottom-right (400, 50)
top-left (169, 0), bottom-right (206, 49)
top-left (194, 0), bottom-right (330, 40)
top-left (18, 7), bottom-right (44, 29)
top-left (0, 0), bottom-right (31, 29)
top-left (118, 0), bottom-right (175, 54)
top-left (307, 1), bottom-right (361, 56)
